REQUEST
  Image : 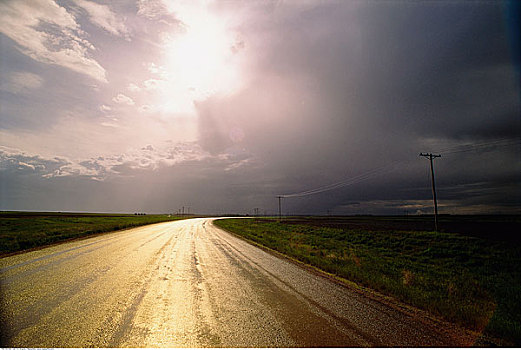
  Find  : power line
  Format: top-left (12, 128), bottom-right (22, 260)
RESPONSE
top-left (276, 139), bottom-right (518, 199)
top-left (273, 138), bottom-right (518, 217)
top-left (436, 138), bottom-right (521, 155)
top-left (279, 161), bottom-right (404, 198)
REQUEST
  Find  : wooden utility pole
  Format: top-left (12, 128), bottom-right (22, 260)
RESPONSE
top-left (420, 153), bottom-right (441, 231)
top-left (276, 196), bottom-right (283, 221)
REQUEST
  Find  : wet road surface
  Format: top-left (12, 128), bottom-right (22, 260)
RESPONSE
top-left (1, 218), bottom-right (475, 347)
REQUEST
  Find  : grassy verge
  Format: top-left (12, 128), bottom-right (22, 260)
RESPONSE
top-left (214, 218), bottom-right (521, 344)
top-left (0, 212), bottom-right (188, 255)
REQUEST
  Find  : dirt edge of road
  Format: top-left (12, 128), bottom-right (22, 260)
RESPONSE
top-left (210, 219), bottom-right (508, 347)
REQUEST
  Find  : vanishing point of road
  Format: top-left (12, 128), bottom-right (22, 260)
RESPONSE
top-left (1, 218), bottom-right (480, 347)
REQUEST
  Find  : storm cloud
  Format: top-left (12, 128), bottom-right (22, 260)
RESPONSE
top-left (1, 0), bottom-right (519, 215)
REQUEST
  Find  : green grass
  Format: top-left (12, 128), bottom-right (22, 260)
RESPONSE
top-left (214, 218), bottom-right (521, 344)
top-left (0, 212), bottom-right (187, 254)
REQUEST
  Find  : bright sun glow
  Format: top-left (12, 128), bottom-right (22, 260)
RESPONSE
top-left (154, 4), bottom-right (241, 115)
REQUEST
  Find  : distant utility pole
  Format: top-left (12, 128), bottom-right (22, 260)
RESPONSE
top-left (276, 196), bottom-right (283, 221)
top-left (420, 153), bottom-right (441, 231)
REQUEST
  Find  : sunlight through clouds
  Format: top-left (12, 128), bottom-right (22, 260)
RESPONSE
top-left (135, 0), bottom-right (244, 116)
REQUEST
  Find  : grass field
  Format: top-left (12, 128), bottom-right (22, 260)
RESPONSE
top-left (0, 211), bottom-right (188, 255)
top-left (214, 216), bottom-right (521, 344)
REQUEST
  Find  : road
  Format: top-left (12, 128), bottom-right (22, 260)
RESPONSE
top-left (1, 218), bottom-right (478, 347)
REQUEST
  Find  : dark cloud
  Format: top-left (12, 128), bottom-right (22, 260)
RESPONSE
top-left (193, 1), bottom-right (520, 214)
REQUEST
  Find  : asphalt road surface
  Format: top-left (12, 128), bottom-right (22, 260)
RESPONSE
top-left (1, 218), bottom-right (478, 347)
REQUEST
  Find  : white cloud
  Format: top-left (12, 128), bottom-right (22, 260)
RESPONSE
top-left (139, 104), bottom-right (153, 113)
top-left (2, 71), bottom-right (43, 93)
top-left (146, 63), bottom-right (167, 78)
top-left (0, 146), bottom-right (69, 176)
top-left (106, 142), bottom-right (211, 172)
top-left (137, 0), bottom-right (168, 19)
top-left (0, 142), bottom-right (249, 181)
top-left (99, 104), bottom-right (112, 112)
top-left (0, 0), bottom-right (107, 82)
top-left (18, 161), bottom-right (36, 170)
top-left (73, 0), bottom-right (130, 40)
top-left (101, 121), bottom-right (119, 128)
top-left (112, 93), bottom-right (135, 105)
top-left (127, 83), bottom-right (141, 92)
top-left (143, 79), bottom-right (165, 91)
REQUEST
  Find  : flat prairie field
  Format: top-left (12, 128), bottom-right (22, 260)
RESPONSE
top-left (0, 211), bottom-right (186, 255)
top-left (214, 216), bottom-right (521, 345)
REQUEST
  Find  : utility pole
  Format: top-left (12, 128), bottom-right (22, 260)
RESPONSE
top-left (276, 196), bottom-right (283, 221)
top-left (420, 153), bottom-right (441, 231)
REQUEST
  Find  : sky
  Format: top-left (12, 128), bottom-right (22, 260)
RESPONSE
top-left (1, 0), bottom-right (520, 215)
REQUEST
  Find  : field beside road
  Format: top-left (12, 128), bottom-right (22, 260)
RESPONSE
top-left (214, 216), bottom-right (521, 345)
top-left (0, 212), bottom-right (186, 255)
